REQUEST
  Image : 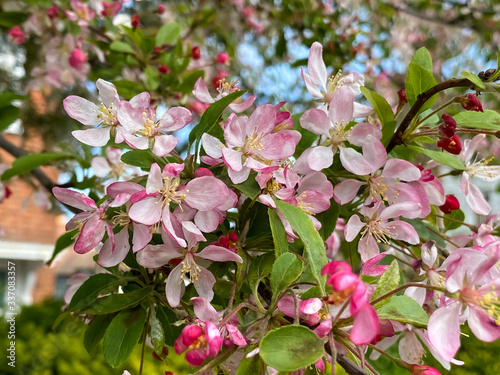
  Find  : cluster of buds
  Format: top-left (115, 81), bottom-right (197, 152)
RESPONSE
top-left (439, 194), bottom-right (460, 214)
top-left (437, 114), bottom-right (461, 155)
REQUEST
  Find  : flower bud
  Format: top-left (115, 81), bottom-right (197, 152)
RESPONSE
top-left (411, 364), bottom-right (442, 375)
top-left (216, 52), bottom-right (230, 65)
top-left (8, 26), bottom-right (25, 44)
top-left (158, 65), bottom-right (171, 75)
top-left (191, 46), bottom-right (201, 60)
top-left (48, 6), bottom-right (58, 19)
top-left (460, 93), bottom-right (483, 112)
top-left (158, 4), bottom-right (166, 14)
top-left (131, 14), bottom-right (140, 29)
top-left (437, 113), bottom-right (457, 137)
top-left (397, 87), bottom-right (407, 104)
top-left (68, 49), bottom-right (87, 69)
top-left (439, 194), bottom-right (460, 214)
top-left (437, 134), bottom-right (462, 155)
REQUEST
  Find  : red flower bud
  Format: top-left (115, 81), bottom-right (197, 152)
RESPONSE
top-left (191, 46), bottom-right (201, 60)
top-left (397, 88), bottom-right (407, 104)
top-left (216, 52), bottom-right (230, 65)
top-left (411, 364), bottom-right (441, 375)
top-left (48, 6), bottom-right (58, 19)
top-left (131, 14), bottom-right (140, 29)
top-left (219, 236), bottom-right (229, 248)
top-left (438, 114), bottom-right (457, 137)
top-left (460, 93), bottom-right (483, 112)
top-left (439, 194), bottom-right (460, 214)
top-left (152, 351), bottom-right (162, 361)
top-left (437, 135), bottom-right (462, 155)
top-left (68, 49), bottom-right (87, 69)
top-left (158, 65), bottom-right (171, 74)
top-left (228, 232), bottom-right (239, 243)
top-left (158, 4), bottom-right (166, 14)
top-left (8, 26), bottom-right (25, 44)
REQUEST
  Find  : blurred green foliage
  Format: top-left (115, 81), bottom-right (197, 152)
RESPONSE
top-left (0, 299), bottom-right (192, 375)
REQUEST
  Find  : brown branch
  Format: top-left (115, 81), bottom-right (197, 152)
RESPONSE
top-left (337, 354), bottom-right (371, 375)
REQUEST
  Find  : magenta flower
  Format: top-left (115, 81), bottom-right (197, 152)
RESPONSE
top-left (459, 134), bottom-right (500, 215)
top-left (137, 221), bottom-right (242, 306)
top-left (202, 105), bottom-right (298, 184)
top-left (345, 201), bottom-right (420, 261)
top-left (193, 77), bottom-right (256, 113)
top-left (428, 247), bottom-right (500, 362)
top-left (278, 296), bottom-right (332, 338)
top-left (322, 261), bottom-right (379, 345)
top-left (174, 321), bottom-right (223, 366)
top-left (297, 87), bottom-right (386, 174)
top-left (117, 101), bottom-right (192, 157)
top-left (52, 187), bottom-right (113, 254)
top-left (8, 26), bottom-right (25, 44)
top-left (128, 163), bottom-right (229, 246)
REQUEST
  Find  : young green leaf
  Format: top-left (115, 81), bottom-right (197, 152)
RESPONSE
top-left (371, 260), bottom-right (400, 308)
top-left (360, 87), bottom-right (394, 126)
top-left (274, 200), bottom-right (327, 294)
top-left (150, 308), bottom-right (165, 355)
top-left (155, 22), bottom-right (181, 46)
top-left (68, 273), bottom-right (121, 312)
top-left (461, 71), bottom-right (486, 89)
top-left (411, 47), bottom-right (433, 73)
top-left (0, 105), bottom-right (20, 132)
top-left (103, 307), bottom-right (147, 367)
top-left (406, 63), bottom-right (437, 113)
top-left (259, 326), bottom-right (324, 372)
top-left (268, 208), bottom-right (288, 257)
top-left (376, 295), bottom-right (429, 328)
top-left (453, 109), bottom-right (500, 130)
top-left (407, 145), bottom-right (465, 170)
top-left (156, 306), bottom-right (183, 347)
top-left (270, 253), bottom-right (303, 298)
top-left (84, 314), bottom-right (115, 355)
top-left (109, 41), bottom-right (135, 54)
top-left (80, 286), bottom-right (154, 315)
top-left (1, 153), bottom-right (72, 181)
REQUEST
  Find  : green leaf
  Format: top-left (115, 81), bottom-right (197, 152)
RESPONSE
top-left (1, 153), bottom-right (71, 181)
top-left (232, 174), bottom-right (261, 200)
top-left (68, 274), bottom-right (121, 312)
top-left (110, 41), bottom-right (135, 54)
top-left (84, 314), bottom-right (115, 355)
top-left (113, 80), bottom-right (145, 100)
top-left (453, 109), bottom-right (500, 130)
top-left (443, 209), bottom-right (465, 232)
top-left (156, 306), bottom-right (183, 347)
top-left (380, 120), bottom-right (398, 148)
top-left (407, 145), bottom-right (465, 170)
top-left (0, 105), bottom-right (20, 131)
top-left (406, 63), bottom-right (437, 113)
top-left (103, 307), bottom-right (147, 367)
top-left (300, 286), bottom-right (323, 300)
top-left (0, 92), bottom-right (26, 108)
top-left (360, 87), bottom-right (394, 126)
top-left (487, 50), bottom-right (500, 82)
top-left (461, 71), bottom-right (486, 89)
top-left (189, 90), bottom-right (246, 152)
top-left (268, 208), bottom-right (288, 258)
top-left (259, 326), bottom-right (324, 372)
top-left (274, 200), bottom-right (327, 295)
top-left (120, 149), bottom-right (166, 170)
top-left (371, 260), bottom-right (400, 308)
top-left (0, 12), bottom-right (29, 27)
top-left (179, 70), bottom-right (205, 94)
top-left (144, 66), bottom-right (160, 91)
top-left (270, 253), bottom-right (304, 298)
top-left (316, 200), bottom-right (340, 241)
top-left (247, 253), bottom-right (274, 291)
top-left (235, 350), bottom-right (262, 375)
top-left (411, 47), bottom-right (433, 73)
top-left (80, 286), bottom-right (154, 315)
top-left (376, 295), bottom-right (429, 328)
top-left (155, 22), bottom-right (181, 46)
top-left (46, 228), bottom-right (78, 266)
top-left (150, 308), bottom-right (165, 355)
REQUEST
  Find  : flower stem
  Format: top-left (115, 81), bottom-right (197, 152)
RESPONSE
top-left (370, 282), bottom-right (446, 305)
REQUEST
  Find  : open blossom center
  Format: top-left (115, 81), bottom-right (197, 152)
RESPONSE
top-left (327, 124), bottom-right (350, 149)
top-left (158, 176), bottom-right (186, 207)
top-left (264, 178), bottom-right (281, 195)
top-left (112, 211), bottom-right (130, 227)
top-left (363, 219), bottom-right (393, 244)
top-left (323, 70), bottom-right (345, 104)
top-left (466, 156), bottom-right (497, 179)
top-left (138, 113), bottom-right (159, 137)
top-left (462, 286), bottom-right (500, 325)
top-left (188, 333), bottom-right (207, 350)
top-left (369, 175), bottom-right (399, 203)
top-left (180, 252), bottom-right (202, 285)
top-left (217, 80), bottom-right (239, 97)
top-left (297, 192), bottom-right (314, 215)
top-left (241, 130), bottom-right (265, 156)
top-left (325, 284), bottom-right (356, 305)
top-left (95, 102), bottom-right (117, 126)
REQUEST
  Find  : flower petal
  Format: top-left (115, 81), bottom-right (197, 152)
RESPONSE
top-left (72, 128), bottom-right (110, 147)
top-left (63, 96), bottom-right (99, 125)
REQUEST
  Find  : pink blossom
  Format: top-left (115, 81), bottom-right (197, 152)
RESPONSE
top-left (117, 101), bottom-right (191, 157)
top-left (174, 321), bottom-right (223, 366)
top-left (68, 48), bottom-right (87, 70)
top-left (129, 163), bottom-right (229, 246)
top-left (322, 261), bottom-right (379, 345)
top-left (278, 296), bottom-right (332, 337)
top-left (52, 187), bottom-right (113, 254)
top-left (136, 221), bottom-right (242, 306)
top-left (297, 88), bottom-right (386, 173)
top-left (408, 165), bottom-right (445, 218)
top-left (459, 134), bottom-right (500, 215)
top-left (8, 26), bottom-right (25, 44)
top-left (202, 105), bottom-right (298, 184)
top-left (65, 0), bottom-right (95, 27)
top-left (101, 1), bottom-right (122, 18)
top-left (193, 77), bottom-right (256, 113)
top-left (345, 201), bottom-right (420, 261)
top-left (428, 247), bottom-right (500, 362)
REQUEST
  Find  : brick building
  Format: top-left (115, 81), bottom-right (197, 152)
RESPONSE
top-left (0, 131), bottom-right (94, 308)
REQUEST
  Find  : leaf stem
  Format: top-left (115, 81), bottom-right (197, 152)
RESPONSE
top-left (370, 281), bottom-right (446, 305)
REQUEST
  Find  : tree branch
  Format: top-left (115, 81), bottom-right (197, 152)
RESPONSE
top-left (386, 68), bottom-right (499, 153)
top-left (337, 353), bottom-right (371, 375)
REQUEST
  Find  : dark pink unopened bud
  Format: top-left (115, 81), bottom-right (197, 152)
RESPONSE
top-left (68, 49), bottom-right (87, 69)
top-left (131, 14), bottom-right (140, 29)
top-left (411, 364), bottom-right (442, 375)
top-left (216, 52), bottom-right (230, 65)
top-left (219, 236), bottom-right (230, 248)
top-left (191, 46), bottom-right (201, 60)
top-left (48, 6), bottom-right (58, 19)
top-left (437, 135), bottom-right (462, 155)
top-left (158, 4), bottom-right (166, 14)
top-left (228, 232), bottom-right (239, 243)
top-left (8, 26), bottom-right (25, 44)
top-left (439, 194), bottom-right (460, 214)
top-left (397, 87), bottom-right (407, 104)
top-left (438, 113), bottom-right (457, 137)
top-left (158, 64), bottom-right (171, 74)
top-left (460, 93), bottom-right (483, 112)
